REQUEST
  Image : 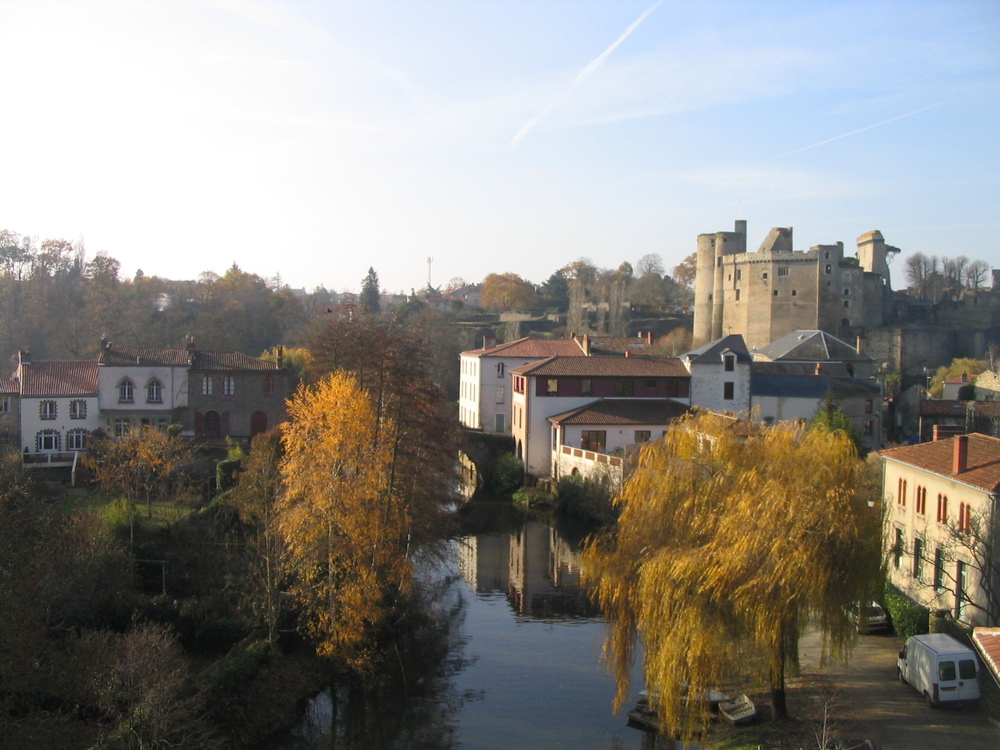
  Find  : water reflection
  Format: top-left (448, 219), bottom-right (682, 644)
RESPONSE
top-left (268, 504), bottom-right (677, 749)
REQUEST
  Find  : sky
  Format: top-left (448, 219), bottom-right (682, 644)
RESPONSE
top-left (2, 1), bottom-right (998, 294)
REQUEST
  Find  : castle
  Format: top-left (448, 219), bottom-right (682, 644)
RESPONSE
top-left (692, 221), bottom-right (897, 350)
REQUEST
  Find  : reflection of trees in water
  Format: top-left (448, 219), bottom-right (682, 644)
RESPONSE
top-left (289, 562), bottom-right (473, 750)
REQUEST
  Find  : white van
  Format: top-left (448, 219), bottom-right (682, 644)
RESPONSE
top-left (897, 633), bottom-right (980, 706)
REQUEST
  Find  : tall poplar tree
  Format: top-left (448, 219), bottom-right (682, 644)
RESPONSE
top-left (583, 413), bottom-right (882, 740)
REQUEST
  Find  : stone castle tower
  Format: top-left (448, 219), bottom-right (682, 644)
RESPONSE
top-left (692, 221), bottom-right (897, 350)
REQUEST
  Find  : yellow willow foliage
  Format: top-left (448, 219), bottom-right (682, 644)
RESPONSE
top-left (582, 412), bottom-right (882, 740)
top-left (277, 372), bottom-right (409, 671)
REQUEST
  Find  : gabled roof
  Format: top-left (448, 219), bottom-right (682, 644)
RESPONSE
top-left (879, 434), bottom-right (1000, 493)
top-left (0, 377), bottom-right (18, 395)
top-left (191, 351), bottom-right (280, 372)
top-left (548, 398), bottom-right (690, 426)
top-left (682, 334), bottom-right (752, 364)
top-left (752, 361), bottom-right (855, 378)
top-left (584, 335), bottom-right (654, 356)
top-left (20, 361), bottom-right (99, 396)
top-left (918, 400), bottom-right (1000, 419)
top-left (753, 330), bottom-right (872, 363)
top-left (510, 355), bottom-right (689, 378)
top-left (751, 373), bottom-right (880, 399)
top-left (100, 346), bottom-right (193, 367)
top-left (461, 336), bottom-right (585, 359)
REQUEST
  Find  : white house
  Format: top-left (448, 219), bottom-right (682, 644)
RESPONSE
top-left (15, 352), bottom-right (99, 466)
top-left (681, 334), bottom-right (753, 416)
top-left (510, 355), bottom-right (691, 479)
top-left (97, 339), bottom-right (192, 436)
top-left (881, 434), bottom-right (1000, 627)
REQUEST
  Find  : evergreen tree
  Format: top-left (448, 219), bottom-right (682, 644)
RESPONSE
top-left (360, 267), bottom-right (380, 315)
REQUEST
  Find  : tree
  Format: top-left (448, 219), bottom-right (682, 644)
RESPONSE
top-left (540, 270), bottom-right (570, 311)
top-left (278, 372), bottom-right (406, 671)
top-left (636, 254), bottom-right (663, 277)
top-left (928, 357), bottom-right (988, 398)
top-left (811, 394), bottom-right (866, 456)
top-left (966, 260), bottom-right (990, 290)
top-left (672, 252), bottom-right (697, 292)
top-left (227, 429), bottom-right (285, 644)
top-left (582, 413), bottom-right (881, 740)
top-left (480, 272), bottom-right (538, 311)
top-left (360, 267), bottom-right (381, 314)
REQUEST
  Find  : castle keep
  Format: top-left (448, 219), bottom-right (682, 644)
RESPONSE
top-left (692, 221), bottom-right (897, 350)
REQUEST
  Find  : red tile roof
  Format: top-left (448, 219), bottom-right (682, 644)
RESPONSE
top-left (879, 434), bottom-right (1000, 493)
top-left (192, 351), bottom-right (280, 372)
top-left (548, 399), bottom-right (691, 426)
top-left (0, 377), bottom-right (17, 395)
top-left (511, 355), bottom-right (689, 378)
top-left (464, 337), bottom-right (586, 358)
top-left (20, 361), bottom-right (99, 396)
top-left (100, 346), bottom-right (193, 367)
top-left (919, 400), bottom-right (1000, 419)
top-left (973, 628), bottom-right (1000, 687)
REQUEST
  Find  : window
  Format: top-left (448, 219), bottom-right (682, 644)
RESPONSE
top-left (546, 378), bottom-right (558, 396)
top-left (893, 528), bottom-right (904, 569)
top-left (495, 386), bottom-right (505, 404)
top-left (778, 267), bottom-right (789, 277)
top-left (937, 493), bottom-right (948, 523)
top-left (864, 420), bottom-right (874, 436)
top-left (773, 289), bottom-right (779, 296)
top-left (735, 269), bottom-right (741, 280)
top-left (825, 264), bottom-right (832, 274)
top-left (959, 659), bottom-right (977, 680)
top-left (723, 382), bottom-right (734, 400)
top-left (494, 414), bottom-right (505, 432)
top-left (844, 288), bottom-right (850, 296)
top-left (913, 537), bottom-right (924, 580)
top-left (957, 560), bottom-right (969, 620)
top-left (916, 486), bottom-right (926, 516)
top-left (735, 289), bottom-right (741, 301)
top-left (865, 399), bottom-right (873, 414)
top-left (263, 374), bottom-right (275, 397)
top-left (0, 396), bottom-right (8, 413)
top-left (939, 661), bottom-right (956, 682)
top-left (581, 379), bottom-right (592, 397)
top-left (69, 399), bottom-right (86, 419)
top-left (203, 410), bottom-right (221, 437)
top-left (202, 376), bottom-right (213, 396)
top-left (36, 429), bottom-right (59, 451)
top-left (66, 429), bottom-right (87, 451)
top-left (496, 362), bottom-right (505, 378)
top-left (933, 548), bottom-right (944, 590)
top-left (581, 430), bottom-right (606, 452)
top-left (40, 400), bottom-right (57, 420)
top-left (614, 380), bottom-right (634, 397)
top-left (514, 376), bottom-right (525, 395)
top-left (664, 380), bottom-right (679, 398)
top-left (223, 376), bottom-right (236, 397)
top-left (897, 478), bottom-right (907, 507)
top-left (724, 354), bottom-right (735, 372)
top-left (959, 503), bottom-right (971, 534)
top-left (762, 272), bottom-right (769, 280)
top-left (843, 300), bottom-right (850, 308)
top-left (114, 418), bottom-right (130, 437)
top-left (634, 430), bottom-right (651, 443)
top-left (118, 379), bottom-right (134, 403)
top-left (791, 289), bottom-right (797, 296)
top-left (146, 379), bottom-right (163, 403)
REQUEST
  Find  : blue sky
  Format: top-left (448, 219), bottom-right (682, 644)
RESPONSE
top-left (2, 1), bottom-right (997, 294)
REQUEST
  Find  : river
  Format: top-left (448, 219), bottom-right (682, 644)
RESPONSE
top-left (266, 503), bottom-right (675, 749)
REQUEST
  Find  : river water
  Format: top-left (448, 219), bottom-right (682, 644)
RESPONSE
top-left (268, 503), bottom-right (675, 749)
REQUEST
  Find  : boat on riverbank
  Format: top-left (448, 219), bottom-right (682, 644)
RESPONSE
top-left (718, 693), bottom-right (756, 725)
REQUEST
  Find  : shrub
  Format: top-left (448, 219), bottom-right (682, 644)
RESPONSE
top-left (556, 474), bottom-right (614, 523)
top-left (884, 583), bottom-right (930, 639)
top-left (489, 452), bottom-right (524, 495)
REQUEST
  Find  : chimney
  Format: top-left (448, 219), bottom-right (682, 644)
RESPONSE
top-left (953, 434), bottom-right (969, 474)
top-left (483, 333), bottom-right (497, 350)
top-left (582, 334), bottom-right (591, 356)
top-left (856, 335), bottom-right (864, 353)
top-left (815, 363), bottom-right (823, 375)
top-left (276, 346), bottom-right (284, 370)
top-left (647, 331), bottom-right (653, 345)
top-left (187, 336), bottom-right (196, 353)
top-left (962, 372), bottom-right (968, 383)
top-left (625, 350), bottom-right (631, 357)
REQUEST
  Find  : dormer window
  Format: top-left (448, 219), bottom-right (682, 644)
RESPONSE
top-left (724, 353), bottom-right (735, 372)
top-left (118, 379), bottom-right (134, 403)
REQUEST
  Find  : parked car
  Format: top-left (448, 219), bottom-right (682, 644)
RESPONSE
top-left (853, 602), bottom-right (891, 633)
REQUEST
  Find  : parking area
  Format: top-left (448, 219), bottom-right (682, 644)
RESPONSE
top-left (795, 629), bottom-right (998, 750)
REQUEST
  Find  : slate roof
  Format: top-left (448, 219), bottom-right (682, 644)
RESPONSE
top-left (510, 356), bottom-right (689, 378)
top-left (753, 330), bottom-right (872, 363)
top-left (879, 433), bottom-right (1000, 493)
top-left (751, 373), bottom-right (880, 399)
top-left (752, 361), bottom-right (855, 378)
top-left (462, 336), bottom-right (585, 359)
top-left (584, 336), bottom-right (654, 356)
top-left (548, 398), bottom-right (691, 426)
top-left (19, 361), bottom-right (99, 396)
top-left (682, 334), bottom-right (752, 364)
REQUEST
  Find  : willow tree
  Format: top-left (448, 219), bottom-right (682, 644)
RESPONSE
top-left (278, 372), bottom-right (408, 673)
top-left (583, 412), bottom-right (882, 740)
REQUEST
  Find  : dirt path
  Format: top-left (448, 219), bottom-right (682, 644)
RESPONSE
top-left (794, 629), bottom-right (997, 750)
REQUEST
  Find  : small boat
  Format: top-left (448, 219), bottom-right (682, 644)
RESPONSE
top-left (717, 693), bottom-right (756, 725)
top-left (627, 704), bottom-right (661, 732)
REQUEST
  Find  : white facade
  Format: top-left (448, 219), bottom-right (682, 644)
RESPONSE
top-left (20, 393), bottom-right (99, 458)
top-left (98, 362), bottom-right (189, 435)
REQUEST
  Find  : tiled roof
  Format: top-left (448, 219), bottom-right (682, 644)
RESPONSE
top-left (20, 361), bottom-right (99, 396)
top-left (0, 377), bottom-right (18, 395)
top-left (752, 373), bottom-right (880, 399)
top-left (585, 336), bottom-right (654, 355)
top-left (753, 330), bottom-right (872, 363)
top-left (463, 337), bottom-right (585, 358)
top-left (973, 628), bottom-right (1000, 688)
top-left (752, 361), bottom-right (854, 377)
top-left (192, 351), bottom-right (281, 372)
top-left (511, 355), bottom-right (689, 378)
top-left (100, 346), bottom-right (193, 367)
top-left (879, 433), bottom-right (1000, 493)
top-left (683, 334), bottom-right (752, 364)
top-left (548, 398), bottom-right (691, 426)
top-left (919, 400), bottom-right (975, 417)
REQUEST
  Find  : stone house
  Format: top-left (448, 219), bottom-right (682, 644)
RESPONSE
top-left (881, 433), bottom-right (1000, 627)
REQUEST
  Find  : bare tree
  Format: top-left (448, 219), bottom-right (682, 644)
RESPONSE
top-left (966, 259), bottom-right (990, 290)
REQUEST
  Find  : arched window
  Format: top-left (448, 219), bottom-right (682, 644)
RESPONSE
top-left (250, 411), bottom-right (268, 437)
top-left (223, 376), bottom-right (236, 397)
top-left (202, 376), bottom-right (213, 396)
top-left (118, 379), bottom-right (134, 403)
top-left (203, 410), bottom-right (221, 437)
top-left (146, 379), bottom-right (163, 403)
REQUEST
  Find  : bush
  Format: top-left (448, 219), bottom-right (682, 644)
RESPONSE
top-left (556, 474), bottom-right (615, 523)
top-left (489, 452), bottom-right (524, 495)
top-left (884, 583), bottom-right (930, 639)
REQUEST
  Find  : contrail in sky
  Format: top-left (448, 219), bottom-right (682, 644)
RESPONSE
top-left (512, 1), bottom-right (663, 145)
top-left (776, 101), bottom-right (947, 158)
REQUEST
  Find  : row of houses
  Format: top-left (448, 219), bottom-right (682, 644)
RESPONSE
top-left (0, 338), bottom-right (290, 468)
top-left (459, 329), bottom-right (883, 488)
